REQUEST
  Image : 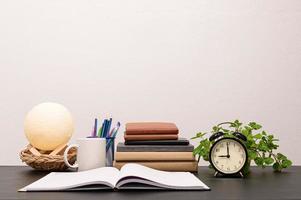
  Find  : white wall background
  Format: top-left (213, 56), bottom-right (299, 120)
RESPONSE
top-left (0, 0), bottom-right (300, 165)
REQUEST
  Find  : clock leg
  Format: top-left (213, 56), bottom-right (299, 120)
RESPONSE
top-left (239, 172), bottom-right (244, 178)
top-left (214, 171), bottom-right (219, 177)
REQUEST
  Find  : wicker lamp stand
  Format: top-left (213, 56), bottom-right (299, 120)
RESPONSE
top-left (20, 143), bottom-right (76, 171)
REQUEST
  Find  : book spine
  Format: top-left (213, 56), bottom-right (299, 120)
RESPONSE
top-left (115, 152), bottom-right (195, 161)
top-left (124, 134), bottom-right (178, 141)
top-left (124, 140), bottom-right (189, 145)
top-left (117, 145), bottom-right (194, 152)
top-left (125, 130), bottom-right (179, 135)
top-left (113, 161), bottom-right (198, 172)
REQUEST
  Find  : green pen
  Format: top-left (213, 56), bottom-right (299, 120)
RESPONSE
top-left (97, 125), bottom-right (103, 137)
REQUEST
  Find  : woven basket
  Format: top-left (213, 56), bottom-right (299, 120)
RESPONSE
top-left (20, 145), bottom-right (77, 171)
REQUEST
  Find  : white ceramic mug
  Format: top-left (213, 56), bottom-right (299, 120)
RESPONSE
top-left (64, 138), bottom-right (106, 171)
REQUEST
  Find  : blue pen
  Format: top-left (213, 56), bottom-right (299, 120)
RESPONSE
top-left (106, 122), bottom-right (121, 151)
top-left (103, 119), bottom-right (109, 138)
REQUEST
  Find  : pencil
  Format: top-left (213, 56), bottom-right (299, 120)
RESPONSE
top-left (93, 118), bottom-right (98, 137)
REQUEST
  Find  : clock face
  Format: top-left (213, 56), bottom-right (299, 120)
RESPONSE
top-left (210, 138), bottom-right (247, 174)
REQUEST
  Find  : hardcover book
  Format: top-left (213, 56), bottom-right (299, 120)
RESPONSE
top-left (126, 122), bottom-right (178, 135)
top-left (124, 138), bottom-right (189, 145)
top-left (115, 152), bottom-right (195, 161)
top-left (124, 134), bottom-right (178, 141)
top-left (117, 143), bottom-right (194, 152)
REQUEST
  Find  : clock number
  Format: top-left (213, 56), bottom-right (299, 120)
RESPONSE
top-left (216, 148), bottom-right (220, 152)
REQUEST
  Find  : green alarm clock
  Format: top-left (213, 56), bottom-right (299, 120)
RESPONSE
top-left (209, 131), bottom-right (248, 177)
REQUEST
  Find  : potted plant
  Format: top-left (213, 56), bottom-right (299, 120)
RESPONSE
top-left (192, 120), bottom-right (292, 175)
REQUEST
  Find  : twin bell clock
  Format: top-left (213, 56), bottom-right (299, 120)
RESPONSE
top-left (209, 123), bottom-right (248, 178)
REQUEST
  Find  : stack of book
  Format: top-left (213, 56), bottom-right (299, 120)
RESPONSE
top-left (114, 122), bottom-right (198, 172)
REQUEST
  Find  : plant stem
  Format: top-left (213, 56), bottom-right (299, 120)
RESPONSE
top-left (271, 152), bottom-right (279, 164)
top-left (251, 148), bottom-right (263, 158)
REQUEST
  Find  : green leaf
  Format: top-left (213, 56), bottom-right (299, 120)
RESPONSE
top-left (264, 157), bottom-right (274, 165)
top-left (193, 145), bottom-right (202, 156)
top-left (258, 141), bottom-right (269, 152)
top-left (193, 138), bottom-right (211, 162)
top-left (248, 122), bottom-right (262, 130)
top-left (203, 154), bottom-right (209, 161)
top-left (191, 132), bottom-right (206, 140)
top-left (266, 141), bottom-right (279, 150)
top-left (212, 126), bottom-right (220, 133)
top-left (254, 133), bottom-right (262, 139)
top-left (233, 119), bottom-right (242, 127)
top-left (247, 135), bottom-right (254, 142)
top-left (273, 162), bottom-right (282, 172)
top-left (277, 153), bottom-right (287, 160)
top-left (281, 159), bottom-right (292, 168)
top-left (248, 150), bottom-right (257, 160)
top-left (254, 157), bottom-right (264, 166)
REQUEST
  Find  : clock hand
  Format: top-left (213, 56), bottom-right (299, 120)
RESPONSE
top-left (218, 155), bottom-right (228, 157)
top-left (227, 142), bottom-right (230, 157)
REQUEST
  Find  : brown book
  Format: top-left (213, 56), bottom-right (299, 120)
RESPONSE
top-left (126, 122), bottom-right (178, 135)
top-left (115, 152), bottom-right (195, 161)
top-left (114, 161), bottom-right (198, 172)
top-left (124, 134), bottom-right (178, 141)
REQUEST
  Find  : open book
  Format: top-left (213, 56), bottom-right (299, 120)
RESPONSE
top-left (19, 163), bottom-right (210, 191)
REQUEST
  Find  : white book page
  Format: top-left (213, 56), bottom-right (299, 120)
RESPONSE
top-left (19, 167), bottom-right (120, 191)
top-left (116, 163), bottom-right (209, 190)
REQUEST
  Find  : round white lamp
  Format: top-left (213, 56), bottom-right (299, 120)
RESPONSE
top-left (24, 102), bottom-right (74, 151)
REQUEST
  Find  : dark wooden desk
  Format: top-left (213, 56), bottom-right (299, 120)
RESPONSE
top-left (0, 166), bottom-right (300, 200)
